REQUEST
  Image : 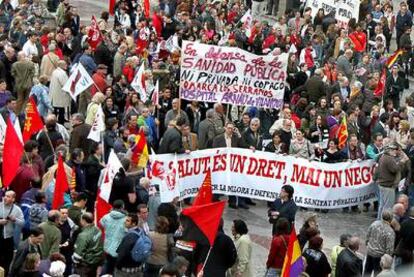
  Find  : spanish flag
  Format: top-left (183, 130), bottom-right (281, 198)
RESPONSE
top-left (386, 49), bottom-right (403, 68)
top-left (337, 116), bottom-right (348, 150)
top-left (131, 129), bottom-right (149, 168)
top-left (281, 227), bottom-right (304, 277)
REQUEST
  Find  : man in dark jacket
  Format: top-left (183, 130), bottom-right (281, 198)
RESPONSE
top-left (198, 109), bottom-right (217, 150)
top-left (395, 207), bottom-right (414, 268)
top-left (268, 185), bottom-right (298, 235)
top-left (115, 222), bottom-right (144, 276)
top-left (304, 68), bottom-right (326, 104)
top-left (158, 116), bottom-right (188, 154)
top-left (396, 3), bottom-right (413, 48)
top-left (336, 236), bottom-right (363, 277)
top-left (69, 113), bottom-right (92, 157)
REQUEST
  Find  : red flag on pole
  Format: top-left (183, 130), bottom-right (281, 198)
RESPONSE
top-left (144, 0), bottom-right (150, 18)
top-left (374, 68), bottom-right (387, 97)
top-left (192, 171), bottom-right (213, 206)
top-left (52, 155), bottom-right (69, 209)
top-left (109, 0), bottom-right (116, 15)
top-left (23, 97), bottom-right (44, 142)
top-left (87, 16), bottom-right (103, 50)
top-left (181, 201), bottom-right (226, 246)
top-left (2, 118), bottom-right (24, 187)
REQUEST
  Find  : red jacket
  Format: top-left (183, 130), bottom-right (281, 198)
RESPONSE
top-left (349, 31), bottom-right (367, 52)
top-left (123, 65), bottom-right (135, 83)
top-left (152, 13), bottom-right (163, 38)
top-left (91, 72), bottom-right (107, 96)
top-left (267, 234), bottom-right (290, 269)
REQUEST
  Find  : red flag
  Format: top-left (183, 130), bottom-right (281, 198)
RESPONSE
top-left (144, 0), bottom-right (150, 18)
top-left (52, 155), bottom-right (69, 209)
top-left (23, 97), bottom-right (44, 142)
top-left (109, 0), bottom-right (116, 15)
top-left (2, 118), bottom-right (24, 187)
top-left (181, 201), bottom-right (226, 246)
top-left (374, 68), bottom-right (387, 97)
top-left (337, 116), bottom-right (348, 149)
top-left (192, 171), bottom-right (213, 206)
top-left (87, 16), bottom-right (103, 50)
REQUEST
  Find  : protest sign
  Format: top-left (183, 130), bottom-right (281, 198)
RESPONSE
top-left (306, 0), bottom-right (360, 28)
top-left (149, 148), bottom-right (377, 209)
top-left (179, 41), bottom-right (288, 109)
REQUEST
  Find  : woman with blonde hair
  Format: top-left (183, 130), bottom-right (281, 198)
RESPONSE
top-left (20, 253), bottom-right (41, 277)
top-left (85, 92), bottom-right (106, 125)
top-left (395, 120), bottom-right (410, 149)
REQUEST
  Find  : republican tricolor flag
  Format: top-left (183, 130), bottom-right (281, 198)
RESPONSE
top-left (386, 49), bottom-right (404, 68)
top-left (281, 227), bottom-right (305, 277)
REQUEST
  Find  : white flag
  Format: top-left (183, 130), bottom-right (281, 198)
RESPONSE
top-left (99, 150), bottom-right (123, 202)
top-left (157, 153), bottom-right (180, 203)
top-left (151, 80), bottom-right (159, 105)
top-left (62, 63), bottom-right (94, 101)
top-left (0, 115), bottom-right (6, 143)
top-left (14, 118), bottom-right (23, 144)
top-left (87, 105), bottom-right (105, 142)
top-left (240, 9), bottom-right (252, 37)
top-left (131, 63), bottom-right (147, 102)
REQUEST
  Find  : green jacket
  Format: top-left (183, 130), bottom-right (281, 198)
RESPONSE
top-left (39, 221), bottom-right (62, 259)
top-left (74, 225), bottom-right (104, 265)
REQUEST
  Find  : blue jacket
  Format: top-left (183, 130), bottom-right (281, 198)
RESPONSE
top-left (100, 210), bottom-right (127, 257)
top-left (30, 84), bottom-right (53, 117)
top-left (79, 53), bottom-right (97, 75)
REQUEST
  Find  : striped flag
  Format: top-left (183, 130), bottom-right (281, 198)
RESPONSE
top-left (131, 129), bottom-right (149, 168)
top-left (337, 116), bottom-right (348, 149)
top-left (151, 79), bottom-right (159, 106)
top-left (386, 49), bottom-right (404, 68)
top-left (281, 227), bottom-right (304, 277)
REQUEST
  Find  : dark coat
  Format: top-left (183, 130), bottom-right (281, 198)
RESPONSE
top-left (9, 240), bottom-right (42, 276)
top-left (335, 248), bottom-right (363, 277)
top-left (158, 126), bottom-right (185, 154)
top-left (268, 198), bottom-right (298, 235)
top-left (198, 118), bottom-right (215, 150)
top-left (196, 231), bottom-right (237, 277)
top-left (240, 128), bottom-right (263, 150)
top-left (305, 75), bottom-right (326, 104)
top-left (212, 133), bottom-right (239, 148)
top-left (37, 129), bottom-right (64, 161)
top-left (69, 123), bottom-right (92, 157)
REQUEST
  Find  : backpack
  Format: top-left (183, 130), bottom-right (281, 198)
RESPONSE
top-left (130, 229), bottom-right (152, 263)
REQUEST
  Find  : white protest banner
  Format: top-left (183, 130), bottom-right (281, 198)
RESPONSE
top-left (179, 41), bottom-right (288, 109)
top-left (306, 0), bottom-right (360, 28)
top-left (62, 63), bottom-right (94, 101)
top-left (149, 148), bottom-right (377, 209)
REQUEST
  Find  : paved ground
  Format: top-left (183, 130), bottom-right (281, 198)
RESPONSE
top-left (64, 0), bottom-right (405, 274)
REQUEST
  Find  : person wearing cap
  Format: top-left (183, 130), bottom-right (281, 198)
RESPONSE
top-left (375, 143), bottom-right (407, 220)
top-left (91, 64), bottom-right (108, 96)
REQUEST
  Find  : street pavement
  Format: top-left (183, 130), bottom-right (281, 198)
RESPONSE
top-left (67, 1), bottom-right (393, 274)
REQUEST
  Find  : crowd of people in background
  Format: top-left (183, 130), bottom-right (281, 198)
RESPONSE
top-left (0, 0), bottom-right (414, 276)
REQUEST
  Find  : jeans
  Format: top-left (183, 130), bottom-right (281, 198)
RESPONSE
top-left (114, 268), bottom-right (143, 277)
top-left (377, 186), bottom-right (396, 220)
top-left (267, 0), bottom-right (279, 15)
top-left (266, 267), bottom-right (281, 277)
top-left (252, 1), bottom-right (266, 19)
top-left (0, 237), bottom-right (14, 276)
top-left (364, 255), bottom-right (382, 276)
top-left (101, 254), bottom-right (117, 275)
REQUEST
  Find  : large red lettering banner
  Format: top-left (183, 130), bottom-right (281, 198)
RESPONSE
top-left (149, 148), bottom-right (377, 209)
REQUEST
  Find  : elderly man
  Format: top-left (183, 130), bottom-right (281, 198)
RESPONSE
top-left (0, 191), bottom-right (25, 275)
top-left (69, 113), bottom-right (92, 155)
top-left (365, 210), bottom-right (395, 276)
top-left (113, 43), bottom-right (128, 79)
top-left (337, 49), bottom-right (354, 80)
top-left (269, 107), bottom-right (297, 136)
top-left (39, 210), bottom-right (62, 259)
top-left (40, 43), bottom-right (61, 77)
top-left (164, 98), bottom-right (190, 128)
top-left (198, 109), bottom-right (216, 150)
top-left (49, 60), bottom-right (70, 124)
top-left (11, 51), bottom-right (35, 113)
top-left (336, 236), bottom-right (363, 277)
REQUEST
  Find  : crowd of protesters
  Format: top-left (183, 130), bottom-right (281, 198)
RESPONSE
top-left (1, 0), bottom-right (414, 276)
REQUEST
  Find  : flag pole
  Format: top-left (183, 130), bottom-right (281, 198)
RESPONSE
top-left (201, 247), bottom-right (213, 271)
